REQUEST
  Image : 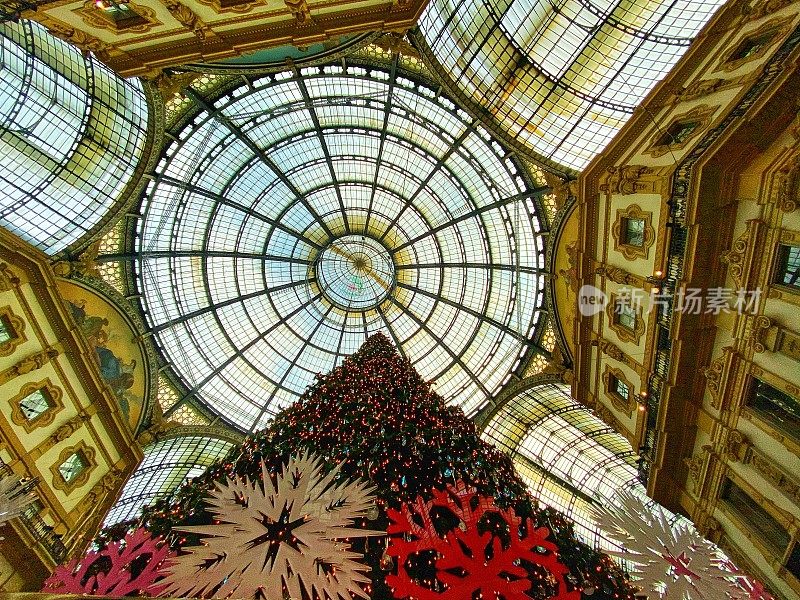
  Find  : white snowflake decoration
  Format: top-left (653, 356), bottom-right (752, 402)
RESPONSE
top-left (0, 474), bottom-right (37, 528)
top-left (592, 490), bottom-right (742, 599)
top-left (159, 451), bottom-right (383, 600)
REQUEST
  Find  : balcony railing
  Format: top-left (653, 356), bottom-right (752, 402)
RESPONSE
top-left (0, 462), bottom-right (67, 564)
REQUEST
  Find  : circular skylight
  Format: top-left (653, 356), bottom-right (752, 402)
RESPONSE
top-left (134, 63), bottom-right (547, 432)
top-left (315, 235), bottom-right (395, 311)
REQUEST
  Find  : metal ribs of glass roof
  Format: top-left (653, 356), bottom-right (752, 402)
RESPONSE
top-left (134, 63), bottom-right (547, 432)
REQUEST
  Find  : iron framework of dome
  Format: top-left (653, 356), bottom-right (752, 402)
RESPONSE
top-left (415, 0), bottom-right (726, 172)
top-left (130, 60), bottom-right (549, 432)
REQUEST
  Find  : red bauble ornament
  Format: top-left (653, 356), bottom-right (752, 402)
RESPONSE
top-left (385, 482), bottom-right (580, 600)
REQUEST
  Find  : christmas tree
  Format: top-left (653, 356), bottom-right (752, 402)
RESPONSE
top-left (133, 333), bottom-right (634, 599)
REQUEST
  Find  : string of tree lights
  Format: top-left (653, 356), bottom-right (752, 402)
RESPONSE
top-left (120, 334), bottom-right (636, 599)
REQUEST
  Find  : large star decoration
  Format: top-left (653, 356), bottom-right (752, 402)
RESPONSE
top-left (592, 490), bottom-right (748, 599)
top-left (159, 452), bottom-right (383, 600)
top-left (43, 527), bottom-right (174, 596)
top-left (718, 559), bottom-right (774, 600)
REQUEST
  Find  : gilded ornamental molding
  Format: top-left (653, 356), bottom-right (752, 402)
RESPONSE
top-left (602, 364), bottom-right (636, 417)
top-left (49, 441), bottom-right (97, 496)
top-left (8, 378), bottom-right (64, 433)
top-left (599, 165), bottom-right (654, 195)
top-left (606, 293), bottom-right (645, 345)
top-left (0, 347), bottom-right (60, 386)
top-left (76, 0), bottom-right (160, 33)
top-left (645, 104), bottom-right (717, 159)
top-left (726, 430), bottom-right (800, 505)
top-left (0, 305), bottom-right (26, 357)
top-left (594, 264), bottom-right (644, 287)
top-left (720, 219), bottom-right (767, 289)
top-left (611, 203), bottom-right (656, 261)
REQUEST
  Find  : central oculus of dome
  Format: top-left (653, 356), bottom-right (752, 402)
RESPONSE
top-left (316, 235), bottom-right (395, 311)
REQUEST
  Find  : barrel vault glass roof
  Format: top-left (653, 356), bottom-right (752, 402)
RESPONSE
top-left (0, 20), bottom-right (148, 255)
top-left (417, 0), bottom-right (726, 172)
top-left (482, 382), bottom-right (641, 553)
top-left (104, 435), bottom-right (235, 526)
top-left (132, 63), bottom-right (548, 433)
top-left (482, 382), bottom-right (700, 560)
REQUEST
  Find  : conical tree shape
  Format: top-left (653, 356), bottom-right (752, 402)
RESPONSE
top-left (140, 333), bottom-right (633, 599)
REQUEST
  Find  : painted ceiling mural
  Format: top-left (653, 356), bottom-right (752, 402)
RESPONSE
top-left (58, 280), bottom-right (149, 434)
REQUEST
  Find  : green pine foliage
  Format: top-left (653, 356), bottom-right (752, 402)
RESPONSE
top-left (138, 333), bottom-right (634, 599)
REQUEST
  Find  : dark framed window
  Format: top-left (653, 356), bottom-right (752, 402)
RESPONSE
top-left (729, 32), bottom-right (773, 62)
top-left (96, 2), bottom-right (148, 27)
top-left (774, 245), bottom-right (800, 290)
top-left (611, 376), bottom-right (630, 400)
top-left (656, 121), bottom-right (699, 146)
top-left (748, 378), bottom-right (800, 440)
top-left (621, 218), bottom-right (645, 247)
top-left (18, 388), bottom-right (53, 422)
top-left (721, 478), bottom-right (789, 555)
top-left (786, 542), bottom-right (800, 582)
top-left (614, 301), bottom-right (637, 331)
top-left (0, 314), bottom-right (18, 343)
top-left (58, 452), bottom-right (88, 484)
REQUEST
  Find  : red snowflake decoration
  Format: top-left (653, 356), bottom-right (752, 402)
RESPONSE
top-left (43, 527), bottom-right (174, 596)
top-left (719, 559), bottom-right (775, 600)
top-left (385, 482), bottom-right (580, 600)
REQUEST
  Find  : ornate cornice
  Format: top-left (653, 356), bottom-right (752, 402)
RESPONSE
top-left (598, 165), bottom-right (655, 195)
top-left (720, 219), bottom-right (767, 290)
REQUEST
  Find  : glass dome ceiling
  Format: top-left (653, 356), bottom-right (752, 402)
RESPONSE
top-left (134, 63), bottom-right (548, 432)
top-left (416, 0), bottom-right (726, 172)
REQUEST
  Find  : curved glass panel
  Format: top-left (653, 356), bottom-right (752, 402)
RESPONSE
top-left (104, 435), bottom-right (234, 526)
top-left (133, 65), bottom-right (547, 432)
top-left (418, 0), bottom-right (725, 171)
top-left (482, 382), bottom-right (640, 552)
top-left (0, 20), bottom-right (148, 255)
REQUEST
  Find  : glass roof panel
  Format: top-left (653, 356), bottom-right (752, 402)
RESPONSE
top-left (133, 66), bottom-right (546, 432)
top-left (0, 20), bottom-right (148, 255)
top-left (482, 382), bottom-right (640, 551)
top-left (418, 0), bottom-right (725, 171)
top-left (104, 435), bottom-right (235, 527)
